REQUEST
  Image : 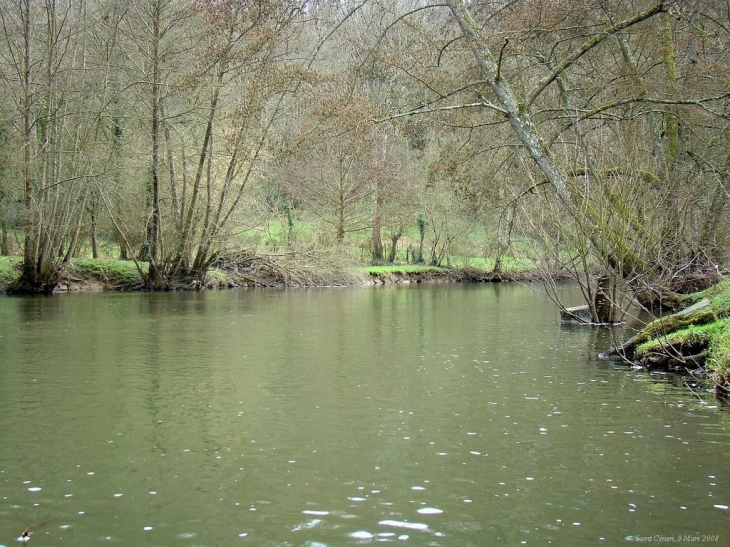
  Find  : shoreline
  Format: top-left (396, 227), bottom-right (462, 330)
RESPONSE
top-left (51, 265), bottom-right (546, 293)
top-left (0, 256), bottom-right (550, 294)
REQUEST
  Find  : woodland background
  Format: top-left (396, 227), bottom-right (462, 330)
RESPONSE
top-left (0, 0), bottom-right (727, 319)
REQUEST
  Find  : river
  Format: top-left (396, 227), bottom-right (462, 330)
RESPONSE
top-left (0, 284), bottom-right (728, 546)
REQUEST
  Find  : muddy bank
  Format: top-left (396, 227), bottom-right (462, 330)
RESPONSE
top-left (47, 266), bottom-right (546, 292)
top-left (366, 267), bottom-right (501, 285)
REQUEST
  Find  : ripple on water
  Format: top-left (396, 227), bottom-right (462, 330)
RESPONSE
top-left (292, 519), bottom-right (322, 531)
top-left (379, 520), bottom-right (429, 531)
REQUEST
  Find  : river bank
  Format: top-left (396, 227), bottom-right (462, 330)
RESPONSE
top-left (600, 280), bottom-right (730, 398)
top-left (0, 255), bottom-right (541, 294)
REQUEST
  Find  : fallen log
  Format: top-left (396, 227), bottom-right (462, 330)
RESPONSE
top-left (599, 298), bottom-right (715, 361)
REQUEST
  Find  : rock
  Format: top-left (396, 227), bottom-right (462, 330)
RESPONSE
top-left (561, 305), bottom-right (592, 324)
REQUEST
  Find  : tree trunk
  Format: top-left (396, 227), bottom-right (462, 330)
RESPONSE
top-left (387, 232), bottom-right (400, 263)
top-left (371, 189), bottom-right (384, 262)
top-left (21, 0), bottom-right (37, 283)
top-left (11, 0), bottom-right (57, 294)
top-left (0, 219), bottom-right (8, 255)
top-left (147, 0), bottom-right (163, 289)
top-left (445, 0), bottom-right (663, 279)
top-left (416, 214), bottom-right (425, 264)
top-left (593, 276), bottom-right (613, 324)
top-left (91, 209), bottom-right (99, 259)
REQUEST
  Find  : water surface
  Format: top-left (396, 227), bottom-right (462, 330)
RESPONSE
top-left (0, 284), bottom-right (728, 546)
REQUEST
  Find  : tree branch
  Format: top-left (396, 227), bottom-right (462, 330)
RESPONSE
top-left (525, 2), bottom-right (666, 108)
top-left (373, 101), bottom-right (507, 124)
top-left (496, 38), bottom-right (508, 81)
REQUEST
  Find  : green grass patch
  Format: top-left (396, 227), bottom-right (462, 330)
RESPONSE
top-left (65, 259), bottom-right (145, 288)
top-left (205, 268), bottom-right (230, 286)
top-left (651, 318), bottom-right (730, 375)
top-left (634, 279), bottom-right (730, 379)
top-left (0, 256), bottom-right (22, 287)
top-left (635, 321), bottom-right (719, 356)
top-left (707, 318), bottom-right (730, 375)
top-left (679, 279), bottom-right (730, 313)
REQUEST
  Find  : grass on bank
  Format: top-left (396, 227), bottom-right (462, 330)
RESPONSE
top-left (635, 280), bottom-right (730, 379)
top-left (64, 259), bottom-right (146, 289)
top-left (0, 256), bottom-right (146, 291)
top-left (0, 256), bottom-right (22, 288)
top-left (678, 279), bottom-right (730, 313)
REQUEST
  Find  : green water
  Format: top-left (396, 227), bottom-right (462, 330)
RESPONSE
top-left (0, 284), bottom-right (728, 546)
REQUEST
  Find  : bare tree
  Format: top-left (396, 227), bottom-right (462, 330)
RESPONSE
top-left (1, 0), bottom-right (102, 293)
top-left (363, 0), bottom-right (728, 318)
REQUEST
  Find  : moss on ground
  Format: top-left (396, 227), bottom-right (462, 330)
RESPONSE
top-left (631, 281), bottom-right (730, 389)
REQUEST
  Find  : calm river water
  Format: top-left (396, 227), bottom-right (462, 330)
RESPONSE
top-left (0, 284), bottom-right (728, 546)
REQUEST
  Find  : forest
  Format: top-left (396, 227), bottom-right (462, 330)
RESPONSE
top-left (0, 0), bottom-right (728, 322)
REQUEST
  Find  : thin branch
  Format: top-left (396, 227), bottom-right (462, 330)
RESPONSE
top-left (373, 101), bottom-right (506, 124)
top-left (525, 2), bottom-right (665, 108)
top-left (549, 91), bottom-right (730, 145)
top-left (496, 38), bottom-right (508, 81)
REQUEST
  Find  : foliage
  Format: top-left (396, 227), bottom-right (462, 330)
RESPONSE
top-left (0, 256), bottom-right (22, 288)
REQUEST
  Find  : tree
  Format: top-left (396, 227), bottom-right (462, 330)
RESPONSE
top-left (1, 0), bottom-right (101, 293)
top-left (364, 0), bottom-right (728, 319)
top-left (0, 117), bottom-right (13, 256)
top-left (278, 52), bottom-right (378, 245)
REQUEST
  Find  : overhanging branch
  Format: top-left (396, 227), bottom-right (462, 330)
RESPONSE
top-left (525, 2), bottom-right (665, 108)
